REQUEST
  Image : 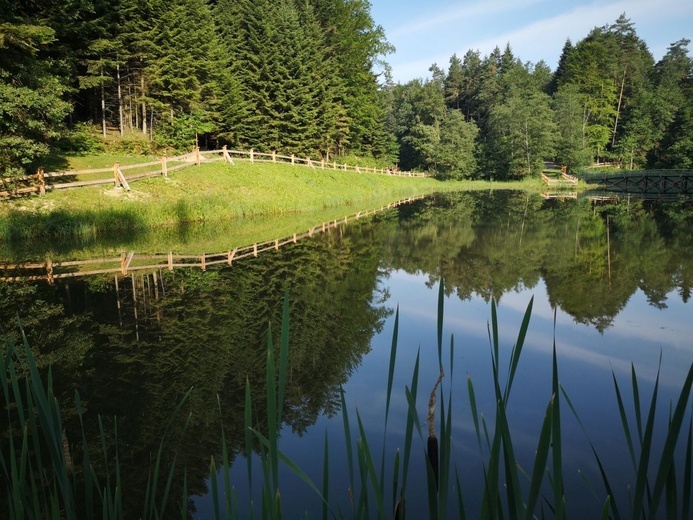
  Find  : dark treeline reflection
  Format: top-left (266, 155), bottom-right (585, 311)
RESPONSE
top-left (377, 192), bottom-right (692, 331)
top-left (1, 191), bottom-right (691, 516)
top-left (0, 230), bottom-right (390, 516)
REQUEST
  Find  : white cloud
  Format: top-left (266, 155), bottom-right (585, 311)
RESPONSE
top-left (386, 0), bottom-right (693, 82)
top-left (388, 0), bottom-right (548, 39)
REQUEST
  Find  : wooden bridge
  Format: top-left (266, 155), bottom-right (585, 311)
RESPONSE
top-left (578, 169), bottom-right (693, 196)
top-left (0, 196), bottom-right (424, 284)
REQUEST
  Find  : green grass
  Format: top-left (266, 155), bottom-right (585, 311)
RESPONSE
top-left (2, 280), bottom-right (692, 519)
top-left (0, 160), bottom-right (551, 247)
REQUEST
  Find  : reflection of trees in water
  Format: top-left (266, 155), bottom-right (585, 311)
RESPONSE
top-left (1, 192), bottom-right (690, 515)
top-left (0, 228), bottom-right (390, 517)
top-left (377, 192), bottom-right (691, 333)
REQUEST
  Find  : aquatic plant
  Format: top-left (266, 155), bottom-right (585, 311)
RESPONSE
top-left (1, 281), bottom-right (692, 519)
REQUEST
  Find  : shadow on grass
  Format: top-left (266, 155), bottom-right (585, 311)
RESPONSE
top-left (0, 208), bottom-right (148, 259)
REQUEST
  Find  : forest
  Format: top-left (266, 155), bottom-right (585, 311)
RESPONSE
top-left (1, 1), bottom-right (691, 180)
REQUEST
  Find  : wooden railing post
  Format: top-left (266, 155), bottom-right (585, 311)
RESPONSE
top-left (222, 145), bottom-right (235, 165)
top-left (37, 168), bottom-right (45, 196)
top-left (114, 162), bottom-right (120, 187)
top-left (46, 258), bottom-right (54, 285)
top-left (161, 155), bottom-right (168, 178)
top-left (291, 154), bottom-right (295, 165)
top-left (195, 146), bottom-right (201, 166)
top-left (272, 150), bottom-right (276, 163)
top-left (250, 149), bottom-right (254, 163)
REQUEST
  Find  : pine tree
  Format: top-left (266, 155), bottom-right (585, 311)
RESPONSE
top-left (444, 54), bottom-right (464, 110)
top-left (0, 7), bottom-right (71, 176)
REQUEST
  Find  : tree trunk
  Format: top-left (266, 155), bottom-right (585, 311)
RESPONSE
top-left (117, 62), bottom-right (124, 136)
top-left (612, 65), bottom-right (627, 148)
top-left (141, 74), bottom-right (147, 135)
top-left (100, 65), bottom-right (107, 138)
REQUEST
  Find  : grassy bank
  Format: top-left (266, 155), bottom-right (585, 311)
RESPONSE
top-left (0, 159), bottom-right (549, 244)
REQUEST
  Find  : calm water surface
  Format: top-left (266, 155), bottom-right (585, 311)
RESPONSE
top-left (1, 191), bottom-right (691, 518)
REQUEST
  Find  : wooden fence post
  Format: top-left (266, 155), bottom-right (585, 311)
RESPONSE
top-left (222, 145), bottom-right (235, 165)
top-left (291, 154), bottom-right (295, 165)
top-left (113, 162), bottom-right (120, 187)
top-left (161, 156), bottom-right (168, 178)
top-left (46, 258), bottom-right (54, 285)
top-left (333, 161), bottom-right (337, 170)
top-left (272, 151), bottom-right (276, 163)
top-left (195, 146), bottom-right (201, 166)
top-left (321, 159), bottom-right (324, 170)
top-left (116, 168), bottom-right (131, 191)
top-left (37, 168), bottom-right (45, 196)
top-left (250, 149), bottom-right (254, 163)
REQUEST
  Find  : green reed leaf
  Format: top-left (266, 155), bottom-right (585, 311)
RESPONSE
top-left (524, 397), bottom-right (554, 520)
top-left (648, 361), bottom-right (693, 518)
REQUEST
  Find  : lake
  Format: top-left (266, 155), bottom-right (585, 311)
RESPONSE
top-left (1, 191), bottom-right (691, 518)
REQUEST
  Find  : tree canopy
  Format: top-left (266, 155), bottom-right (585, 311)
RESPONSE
top-left (1, 6), bottom-right (690, 179)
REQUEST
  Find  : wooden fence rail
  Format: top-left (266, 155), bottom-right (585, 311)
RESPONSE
top-left (0, 147), bottom-right (426, 199)
top-left (0, 195), bottom-right (425, 284)
top-left (541, 172), bottom-right (578, 187)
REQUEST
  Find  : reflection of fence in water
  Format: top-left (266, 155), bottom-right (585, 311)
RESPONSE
top-left (0, 196), bottom-right (424, 284)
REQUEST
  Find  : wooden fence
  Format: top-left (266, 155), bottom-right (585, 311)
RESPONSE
top-left (0, 195), bottom-right (424, 284)
top-left (0, 147), bottom-right (426, 198)
top-left (540, 172), bottom-right (578, 187)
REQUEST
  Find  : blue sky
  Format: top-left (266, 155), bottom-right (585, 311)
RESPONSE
top-left (369, 0), bottom-right (693, 83)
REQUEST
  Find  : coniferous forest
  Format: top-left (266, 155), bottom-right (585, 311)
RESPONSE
top-left (1, 1), bottom-right (691, 180)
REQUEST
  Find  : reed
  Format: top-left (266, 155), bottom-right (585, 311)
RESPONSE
top-left (1, 282), bottom-right (692, 519)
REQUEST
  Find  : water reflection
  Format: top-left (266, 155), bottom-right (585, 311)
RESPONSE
top-left (1, 192), bottom-right (691, 518)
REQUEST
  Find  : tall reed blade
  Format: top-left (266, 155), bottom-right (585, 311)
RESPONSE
top-left (437, 278), bottom-right (444, 366)
top-left (631, 361), bottom-right (661, 520)
top-left (278, 288), bottom-right (290, 427)
top-left (338, 385), bottom-right (355, 510)
top-left (400, 350), bottom-right (420, 498)
top-left (523, 397), bottom-right (554, 520)
top-left (244, 377), bottom-right (253, 498)
top-left (504, 296), bottom-right (534, 403)
top-left (682, 417), bottom-right (692, 520)
top-left (647, 361), bottom-right (693, 518)
top-left (265, 324), bottom-right (279, 499)
top-left (19, 323), bottom-right (76, 519)
top-left (355, 410), bottom-right (385, 518)
top-left (612, 372), bottom-right (637, 470)
top-left (322, 432), bottom-right (329, 520)
top-left (551, 310), bottom-right (565, 520)
top-left (381, 306), bottom-right (399, 488)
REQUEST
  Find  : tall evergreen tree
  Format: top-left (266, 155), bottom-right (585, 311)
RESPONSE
top-left (0, 6), bottom-right (72, 176)
top-left (309, 0), bottom-right (393, 157)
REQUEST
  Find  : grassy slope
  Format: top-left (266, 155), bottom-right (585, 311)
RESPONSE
top-left (1, 160), bottom-right (539, 222)
top-left (0, 158), bottom-right (559, 260)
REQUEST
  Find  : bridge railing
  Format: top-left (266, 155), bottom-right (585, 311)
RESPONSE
top-left (577, 169), bottom-right (693, 181)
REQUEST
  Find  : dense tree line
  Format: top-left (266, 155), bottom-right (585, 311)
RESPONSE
top-left (1, 5), bottom-right (691, 180)
top-left (388, 14), bottom-right (693, 179)
top-left (0, 0), bottom-right (391, 176)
